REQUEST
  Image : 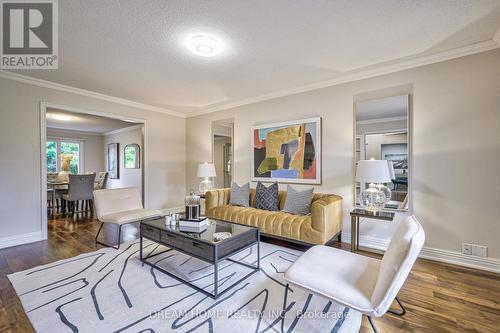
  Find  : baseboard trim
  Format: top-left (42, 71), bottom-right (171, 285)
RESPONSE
top-left (343, 232), bottom-right (500, 274)
top-left (0, 231), bottom-right (43, 249)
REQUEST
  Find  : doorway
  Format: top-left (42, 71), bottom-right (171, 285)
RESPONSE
top-left (40, 102), bottom-right (147, 240)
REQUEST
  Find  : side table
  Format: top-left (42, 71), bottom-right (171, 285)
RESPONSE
top-left (350, 208), bottom-right (394, 252)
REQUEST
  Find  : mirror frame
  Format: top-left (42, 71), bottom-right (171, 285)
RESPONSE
top-left (353, 94), bottom-right (412, 212)
top-left (124, 143), bottom-right (140, 169)
top-left (211, 118), bottom-right (235, 188)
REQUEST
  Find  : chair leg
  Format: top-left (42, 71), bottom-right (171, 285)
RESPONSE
top-left (387, 297), bottom-right (406, 316)
top-left (89, 200), bottom-right (94, 216)
top-left (367, 316), bottom-right (379, 333)
top-left (95, 222), bottom-right (122, 250)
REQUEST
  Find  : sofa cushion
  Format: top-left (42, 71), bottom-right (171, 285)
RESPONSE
top-left (283, 185), bottom-right (314, 215)
top-left (229, 182), bottom-right (250, 207)
top-left (254, 182), bottom-right (279, 211)
top-left (99, 208), bottom-right (162, 225)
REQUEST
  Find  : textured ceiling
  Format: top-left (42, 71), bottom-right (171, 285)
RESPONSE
top-left (11, 0), bottom-right (500, 115)
top-left (46, 109), bottom-right (139, 133)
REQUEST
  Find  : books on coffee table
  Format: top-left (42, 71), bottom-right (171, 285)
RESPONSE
top-left (180, 215), bottom-right (207, 222)
top-left (178, 224), bottom-right (207, 233)
top-left (179, 219), bottom-right (207, 227)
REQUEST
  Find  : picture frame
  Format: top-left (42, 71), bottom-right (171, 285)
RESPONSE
top-left (251, 117), bottom-right (321, 184)
top-left (107, 143), bottom-right (119, 179)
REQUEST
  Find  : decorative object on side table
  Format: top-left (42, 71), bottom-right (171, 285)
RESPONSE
top-left (197, 162), bottom-right (216, 193)
top-left (350, 208), bottom-right (394, 252)
top-left (355, 159), bottom-right (392, 212)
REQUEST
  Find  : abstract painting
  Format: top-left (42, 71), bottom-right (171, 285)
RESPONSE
top-left (252, 117), bottom-right (321, 184)
top-left (107, 143), bottom-right (119, 179)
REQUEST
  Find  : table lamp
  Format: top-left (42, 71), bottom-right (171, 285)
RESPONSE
top-left (197, 162), bottom-right (216, 193)
top-left (355, 159), bottom-right (392, 212)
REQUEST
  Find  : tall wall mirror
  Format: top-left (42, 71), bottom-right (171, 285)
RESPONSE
top-left (212, 119), bottom-right (234, 188)
top-left (355, 94), bottom-right (410, 211)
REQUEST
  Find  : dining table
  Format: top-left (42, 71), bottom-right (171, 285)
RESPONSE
top-left (47, 180), bottom-right (68, 218)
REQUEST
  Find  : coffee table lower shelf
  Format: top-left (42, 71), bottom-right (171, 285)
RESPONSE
top-left (139, 234), bottom-right (260, 299)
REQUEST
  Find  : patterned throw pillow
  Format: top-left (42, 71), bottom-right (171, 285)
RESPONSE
top-left (229, 182), bottom-right (250, 207)
top-left (254, 182), bottom-right (279, 211)
top-left (283, 185), bottom-right (314, 215)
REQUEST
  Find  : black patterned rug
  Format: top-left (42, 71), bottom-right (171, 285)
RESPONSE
top-left (8, 240), bottom-right (361, 332)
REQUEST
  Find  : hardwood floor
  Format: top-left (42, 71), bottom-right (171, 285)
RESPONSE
top-left (1, 214), bottom-right (499, 333)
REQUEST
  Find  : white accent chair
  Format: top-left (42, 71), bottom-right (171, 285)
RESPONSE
top-left (284, 216), bottom-right (425, 332)
top-left (93, 187), bottom-right (162, 249)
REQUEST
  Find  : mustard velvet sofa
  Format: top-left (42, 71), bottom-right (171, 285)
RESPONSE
top-left (205, 188), bottom-right (343, 245)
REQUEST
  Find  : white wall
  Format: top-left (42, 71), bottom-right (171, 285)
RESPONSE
top-left (103, 126), bottom-right (143, 192)
top-left (0, 76), bottom-right (186, 247)
top-left (46, 128), bottom-right (105, 174)
top-left (186, 49), bottom-right (500, 263)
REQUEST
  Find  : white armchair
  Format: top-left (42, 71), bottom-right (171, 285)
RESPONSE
top-left (284, 215), bottom-right (425, 332)
top-left (93, 187), bottom-right (162, 249)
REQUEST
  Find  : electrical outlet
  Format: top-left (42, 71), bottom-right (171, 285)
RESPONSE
top-left (462, 243), bottom-right (472, 255)
top-left (462, 243), bottom-right (488, 257)
top-left (473, 245), bottom-right (488, 258)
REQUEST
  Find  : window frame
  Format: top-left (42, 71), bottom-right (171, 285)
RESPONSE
top-left (46, 137), bottom-right (85, 174)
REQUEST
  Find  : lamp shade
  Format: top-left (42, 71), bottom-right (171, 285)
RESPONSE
top-left (355, 160), bottom-right (392, 183)
top-left (197, 162), bottom-right (216, 178)
top-left (387, 160), bottom-right (396, 180)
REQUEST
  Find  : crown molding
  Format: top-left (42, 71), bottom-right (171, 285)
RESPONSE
top-left (0, 70), bottom-right (186, 118)
top-left (186, 39), bottom-right (500, 118)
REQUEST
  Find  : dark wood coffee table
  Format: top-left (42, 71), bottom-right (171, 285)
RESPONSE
top-left (139, 217), bottom-right (260, 299)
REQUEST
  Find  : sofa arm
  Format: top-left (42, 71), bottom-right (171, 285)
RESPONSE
top-left (310, 195), bottom-right (343, 243)
top-left (205, 188), bottom-right (231, 211)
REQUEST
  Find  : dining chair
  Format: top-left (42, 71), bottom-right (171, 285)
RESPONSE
top-left (284, 216), bottom-right (425, 333)
top-left (94, 171), bottom-right (109, 190)
top-left (62, 173), bottom-right (96, 216)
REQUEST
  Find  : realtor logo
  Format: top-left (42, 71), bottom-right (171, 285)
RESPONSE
top-left (1, 0), bottom-right (58, 69)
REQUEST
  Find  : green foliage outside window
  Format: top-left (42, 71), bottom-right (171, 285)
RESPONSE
top-left (46, 141), bottom-right (80, 174)
top-left (46, 141), bottom-right (57, 173)
top-left (124, 144), bottom-right (140, 169)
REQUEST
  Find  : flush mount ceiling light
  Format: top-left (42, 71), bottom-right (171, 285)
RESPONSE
top-left (47, 113), bottom-right (77, 121)
top-left (187, 34), bottom-right (222, 57)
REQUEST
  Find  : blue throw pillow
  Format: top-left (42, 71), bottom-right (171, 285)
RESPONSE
top-left (254, 182), bottom-right (279, 211)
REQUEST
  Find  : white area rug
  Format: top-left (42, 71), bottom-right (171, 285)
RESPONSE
top-left (8, 240), bottom-right (361, 332)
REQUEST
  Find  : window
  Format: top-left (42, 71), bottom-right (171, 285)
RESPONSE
top-left (46, 138), bottom-right (83, 174)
